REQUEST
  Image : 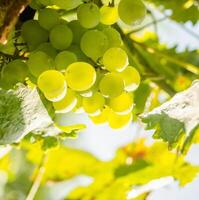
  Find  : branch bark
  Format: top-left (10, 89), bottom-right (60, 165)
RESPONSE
top-left (0, 0), bottom-right (31, 45)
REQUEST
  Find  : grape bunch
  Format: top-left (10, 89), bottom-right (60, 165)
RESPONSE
top-left (1, 0), bottom-right (146, 129)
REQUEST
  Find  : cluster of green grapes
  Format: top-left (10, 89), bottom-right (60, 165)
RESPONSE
top-left (1, 0), bottom-right (146, 129)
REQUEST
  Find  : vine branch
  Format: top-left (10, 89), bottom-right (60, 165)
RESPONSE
top-left (0, 0), bottom-right (31, 45)
top-left (26, 152), bottom-right (48, 200)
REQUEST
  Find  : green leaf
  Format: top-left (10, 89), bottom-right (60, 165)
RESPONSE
top-left (143, 113), bottom-right (185, 147)
top-left (0, 85), bottom-right (53, 144)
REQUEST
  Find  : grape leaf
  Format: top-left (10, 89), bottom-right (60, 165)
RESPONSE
top-left (0, 85), bottom-right (53, 145)
top-left (145, 0), bottom-right (199, 24)
top-left (142, 80), bottom-right (199, 149)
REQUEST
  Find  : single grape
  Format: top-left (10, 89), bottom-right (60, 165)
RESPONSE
top-left (38, 70), bottom-right (67, 102)
top-left (68, 45), bottom-right (90, 62)
top-left (100, 5), bottom-right (118, 25)
top-left (38, 0), bottom-right (52, 6)
top-left (21, 20), bottom-right (48, 50)
top-left (102, 27), bottom-right (123, 48)
top-left (53, 88), bottom-right (77, 113)
top-left (108, 111), bottom-right (132, 129)
top-left (79, 90), bottom-right (93, 97)
top-left (89, 106), bottom-right (110, 125)
top-left (118, 0), bottom-right (146, 25)
top-left (2, 60), bottom-right (29, 88)
top-left (108, 92), bottom-right (133, 114)
top-left (55, 51), bottom-right (77, 71)
top-left (72, 93), bottom-right (84, 113)
top-left (119, 66), bottom-right (140, 91)
top-left (68, 20), bottom-right (86, 44)
top-left (81, 30), bottom-right (109, 61)
top-left (99, 73), bottom-right (124, 98)
top-left (27, 51), bottom-right (54, 77)
top-left (36, 42), bottom-right (57, 58)
top-left (77, 3), bottom-right (100, 28)
top-left (65, 62), bottom-right (96, 91)
top-left (82, 92), bottom-right (105, 116)
top-left (49, 24), bottom-right (73, 50)
top-left (103, 47), bottom-right (128, 72)
top-left (38, 8), bottom-right (60, 30)
top-left (51, 0), bottom-right (82, 10)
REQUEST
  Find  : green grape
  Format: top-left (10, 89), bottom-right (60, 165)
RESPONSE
top-left (79, 90), bottom-right (93, 97)
top-left (68, 20), bottom-right (86, 44)
top-left (81, 30), bottom-right (109, 61)
top-left (51, 0), bottom-right (82, 10)
top-left (108, 92), bottom-right (133, 114)
top-left (65, 62), bottom-right (96, 91)
top-left (99, 73), bottom-right (124, 98)
top-left (49, 24), bottom-right (73, 50)
top-left (108, 111), bottom-right (132, 129)
top-left (38, 70), bottom-right (67, 102)
top-left (53, 88), bottom-right (77, 113)
top-left (100, 5), bottom-right (118, 25)
top-left (72, 93), bottom-right (84, 113)
top-left (119, 66), bottom-right (140, 91)
top-left (1, 60), bottom-right (29, 88)
top-left (38, 8), bottom-right (60, 30)
top-left (27, 51), bottom-right (54, 77)
top-left (36, 42), bottom-right (57, 58)
top-left (30, 0), bottom-right (43, 9)
top-left (68, 45), bottom-right (90, 62)
top-left (102, 27), bottom-right (123, 48)
top-left (38, 0), bottom-right (52, 6)
top-left (82, 92), bottom-right (105, 116)
top-left (89, 106), bottom-right (110, 125)
top-left (55, 51), bottom-right (77, 71)
top-left (21, 20), bottom-right (48, 50)
top-left (77, 3), bottom-right (100, 28)
top-left (103, 47), bottom-right (128, 72)
top-left (118, 0), bottom-right (146, 25)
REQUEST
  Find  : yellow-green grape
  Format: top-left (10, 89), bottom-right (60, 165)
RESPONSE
top-left (68, 20), bottom-right (86, 45)
top-left (79, 90), bottom-right (93, 97)
top-left (103, 47), bottom-right (128, 72)
top-left (102, 27), bottom-right (123, 48)
top-left (49, 24), bottom-right (73, 50)
top-left (27, 51), bottom-right (54, 77)
top-left (51, 0), bottom-right (82, 10)
top-left (53, 88), bottom-right (77, 113)
top-left (99, 73), bottom-right (124, 98)
top-left (38, 8), bottom-right (60, 30)
top-left (108, 111), bottom-right (132, 129)
top-left (65, 62), bottom-right (96, 91)
top-left (118, 0), bottom-right (146, 25)
top-left (119, 66), bottom-right (140, 91)
top-left (38, 0), bottom-right (52, 6)
top-left (81, 30), bottom-right (109, 61)
top-left (36, 42), bottom-right (57, 59)
top-left (89, 106), bottom-right (110, 125)
top-left (1, 60), bottom-right (29, 88)
top-left (77, 3), bottom-right (100, 28)
top-left (68, 45), bottom-right (90, 62)
top-left (55, 51), bottom-right (77, 71)
top-left (100, 5), bottom-right (118, 25)
top-left (72, 93), bottom-right (84, 113)
top-left (109, 92), bottom-right (133, 115)
top-left (38, 70), bottom-right (67, 102)
top-left (82, 92), bottom-right (105, 116)
top-left (21, 20), bottom-right (48, 50)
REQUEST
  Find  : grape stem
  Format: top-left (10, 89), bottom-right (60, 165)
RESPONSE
top-left (0, 0), bottom-right (31, 45)
top-left (25, 152), bottom-right (48, 200)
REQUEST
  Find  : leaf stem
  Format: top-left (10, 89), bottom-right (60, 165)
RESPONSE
top-left (26, 152), bottom-right (48, 200)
